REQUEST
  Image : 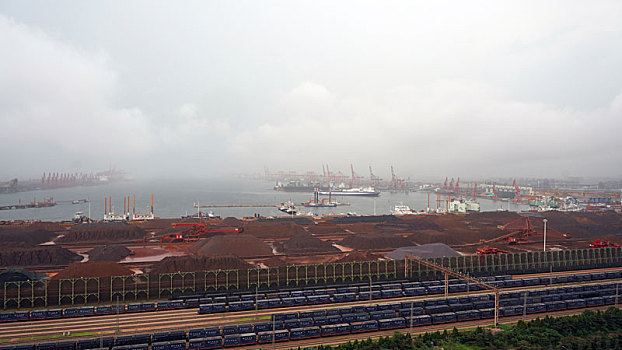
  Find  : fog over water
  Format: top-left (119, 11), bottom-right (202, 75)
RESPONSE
top-left (0, 179), bottom-right (528, 221)
top-left (1, 1), bottom-right (622, 180)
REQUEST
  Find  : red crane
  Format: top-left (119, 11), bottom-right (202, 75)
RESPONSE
top-left (443, 177), bottom-right (448, 191)
top-left (349, 164), bottom-right (363, 188)
top-left (454, 177), bottom-right (460, 194)
top-left (494, 216), bottom-right (571, 245)
top-left (513, 179), bottom-right (521, 201)
top-left (472, 183), bottom-right (478, 197)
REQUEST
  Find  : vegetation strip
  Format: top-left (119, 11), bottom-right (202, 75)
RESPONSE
top-left (308, 307), bottom-right (622, 349)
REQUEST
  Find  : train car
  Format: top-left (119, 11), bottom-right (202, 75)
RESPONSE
top-left (223, 335), bottom-right (240, 347)
top-left (257, 298), bottom-right (281, 309)
top-left (448, 284), bottom-right (467, 293)
top-left (585, 297), bottom-right (605, 307)
top-left (289, 326), bottom-right (321, 340)
top-left (326, 315), bottom-right (342, 325)
top-left (151, 341), bottom-right (168, 350)
top-left (398, 307), bottom-right (424, 318)
top-left (342, 313), bottom-right (369, 323)
top-left (257, 330), bottom-right (289, 344)
top-left (377, 303), bottom-right (400, 311)
top-left (350, 320), bottom-right (378, 333)
top-left (544, 301), bottom-right (567, 311)
top-left (358, 291), bottom-right (382, 300)
top-left (378, 317), bottom-right (406, 330)
top-left (526, 303), bottom-right (547, 314)
top-left (237, 324), bottom-right (253, 334)
top-left (221, 325), bottom-right (238, 336)
top-left (426, 286), bottom-right (445, 294)
top-left (455, 310), bottom-right (481, 321)
top-left (369, 310), bottom-right (395, 320)
top-left (299, 318), bottom-right (314, 327)
top-left (403, 287), bottom-right (426, 296)
top-left (306, 295), bottom-right (331, 304)
top-left (400, 301), bottom-right (424, 309)
top-left (189, 328), bottom-right (205, 339)
top-left (479, 309), bottom-right (494, 319)
top-left (431, 312), bottom-right (457, 324)
top-left (380, 289), bottom-right (402, 298)
top-left (325, 308), bottom-right (341, 316)
top-left (500, 306), bottom-right (523, 317)
top-left (500, 298), bottom-right (521, 307)
top-left (272, 311), bottom-right (297, 322)
top-left (332, 293), bottom-right (357, 302)
top-left (283, 319), bottom-right (300, 329)
top-left (227, 301), bottom-right (254, 312)
top-left (320, 323), bottom-right (351, 336)
top-left (424, 305), bottom-right (451, 315)
top-left (203, 336), bottom-right (224, 349)
top-left (336, 286), bottom-right (359, 294)
top-left (204, 327), bottom-right (221, 337)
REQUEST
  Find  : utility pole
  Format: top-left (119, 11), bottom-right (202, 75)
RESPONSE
top-left (543, 218), bottom-right (548, 251)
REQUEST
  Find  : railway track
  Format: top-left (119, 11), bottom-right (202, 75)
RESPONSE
top-left (233, 305), bottom-right (622, 350)
top-left (2, 269), bottom-right (621, 344)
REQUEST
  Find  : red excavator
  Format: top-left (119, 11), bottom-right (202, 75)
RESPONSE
top-left (590, 239), bottom-right (620, 248)
top-left (476, 246), bottom-right (509, 255)
top-left (160, 222), bottom-right (244, 243)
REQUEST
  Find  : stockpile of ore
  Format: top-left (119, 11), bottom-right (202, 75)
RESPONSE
top-left (191, 234), bottom-right (273, 258)
top-left (0, 242), bottom-right (81, 267)
top-left (52, 261), bottom-right (133, 279)
top-left (222, 217), bottom-right (244, 227)
top-left (335, 223), bottom-right (378, 234)
top-left (261, 256), bottom-right (289, 267)
top-left (540, 211), bottom-right (622, 238)
top-left (376, 216), bottom-right (444, 233)
top-left (150, 255), bottom-right (252, 274)
top-left (304, 223), bottom-right (347, 235)
top-left (274, 232), bottom-right (339, 254)
top-left (137, 218), bottom-right (180, 230)
top-left (86, 245), bottom-right (132, 262)
top-left (0, 227), bottom-right (57, 245)
top-left (0, 268), bottom-right (47, 283)
top-left (58, 223), bottom-right (147, 243)
top-left (242, 222), bottom-right (306, 239)
top-left (339, 232), bottom-right (413, 250)
top-left (28, 222), bottom-right (66, 232)
top-left (332, 251), bottom-right (383, 263)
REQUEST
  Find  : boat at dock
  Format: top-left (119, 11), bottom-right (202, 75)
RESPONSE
top-left (319, 186), bottom-right (380, 197)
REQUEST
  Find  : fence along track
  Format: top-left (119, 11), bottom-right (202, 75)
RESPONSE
top-left (3, 247), bottom-right (622, 309)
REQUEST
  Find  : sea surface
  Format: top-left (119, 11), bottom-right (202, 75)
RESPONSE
top-left (0, 178), bottom-right (529, 221)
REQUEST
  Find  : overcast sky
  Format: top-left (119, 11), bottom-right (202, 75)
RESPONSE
top-left (1, 1), bottom-right (621, 181)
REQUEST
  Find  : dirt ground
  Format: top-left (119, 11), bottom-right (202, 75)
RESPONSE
top-left (15, 211), bottom-right (622, 277)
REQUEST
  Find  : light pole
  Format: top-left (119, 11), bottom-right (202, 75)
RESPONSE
top-left (543, 218), bottom-right (548, 252)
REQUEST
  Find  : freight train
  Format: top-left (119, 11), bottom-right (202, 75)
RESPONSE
top-left (1, 281), bottom-right (620, 350)
top-left (1, 270), bottom-right (620, 323)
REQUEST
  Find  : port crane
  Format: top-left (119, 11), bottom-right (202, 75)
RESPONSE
top-left (369, 166), bottom-right (381, 187)
top-left (390, 166), bottom-right (405, 190)
top-left (349, 164), bottom-right (364, 188)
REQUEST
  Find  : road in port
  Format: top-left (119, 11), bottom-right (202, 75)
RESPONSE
top-left (1, 267), bottom-right (621, 345)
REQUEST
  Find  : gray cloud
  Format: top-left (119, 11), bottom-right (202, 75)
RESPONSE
top-left (1, 1), bottom-right (621, 180)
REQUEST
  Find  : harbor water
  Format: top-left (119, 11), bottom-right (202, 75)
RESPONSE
top-left (0, 178), bottom-right (529, 221)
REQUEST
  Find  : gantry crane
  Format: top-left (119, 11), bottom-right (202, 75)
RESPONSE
top-left (405, 255), bottom-right (500, 326)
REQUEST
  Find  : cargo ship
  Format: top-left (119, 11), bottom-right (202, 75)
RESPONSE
top-left (273, 181), bottom-right (329, 192)
top-left (319, 187), bottom-right (380, 197)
